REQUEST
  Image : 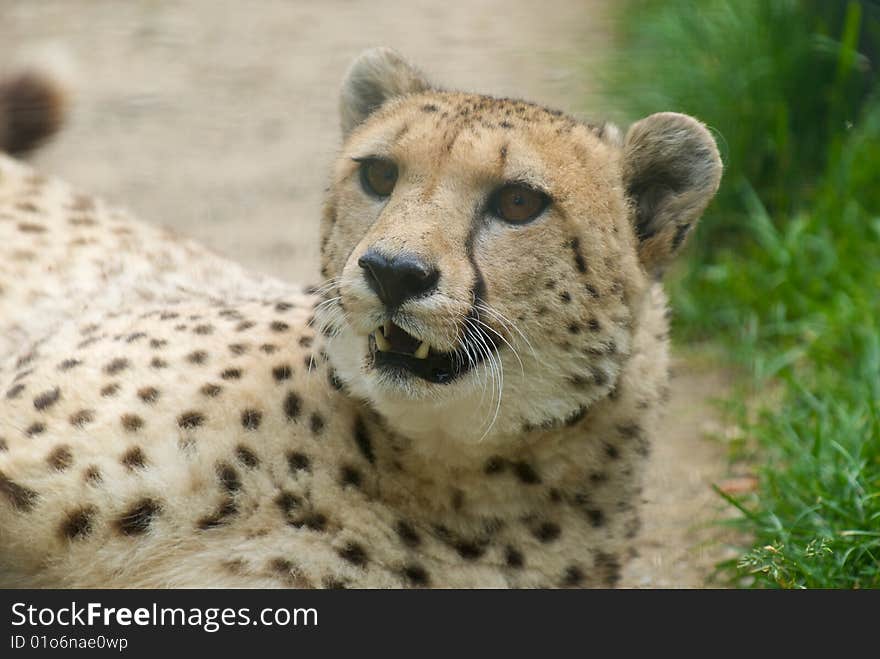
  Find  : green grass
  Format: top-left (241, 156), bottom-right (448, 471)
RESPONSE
top-left (598, 0), bottom-right (880, 587)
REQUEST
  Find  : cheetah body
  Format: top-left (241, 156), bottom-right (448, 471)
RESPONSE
top-left (0, 49), bottom-right (721, 588)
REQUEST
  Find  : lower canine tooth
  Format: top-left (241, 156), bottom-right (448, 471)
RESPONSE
top-left (414, 341), bottom-right (430, 359)
top-left (374, 329), bottom-right (392, 351)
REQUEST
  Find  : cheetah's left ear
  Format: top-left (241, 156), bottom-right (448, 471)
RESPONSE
top-left (340, 47), bottom-right (432, 138)
top-left (622, 112), bottom-right (722, 276)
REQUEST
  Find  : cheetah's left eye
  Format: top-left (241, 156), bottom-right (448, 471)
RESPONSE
top-left (490, 184), bottom-right (549, 224)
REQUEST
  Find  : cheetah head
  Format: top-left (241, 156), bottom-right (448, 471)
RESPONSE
top-left (318, 48), bottom-right (721, 446)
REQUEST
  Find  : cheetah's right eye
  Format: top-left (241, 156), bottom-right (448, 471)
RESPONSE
top-left (359, 158), bottom-right (398, 198)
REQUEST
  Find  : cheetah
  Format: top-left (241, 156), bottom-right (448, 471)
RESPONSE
top-left (0, 48), bottom-right (721, 588)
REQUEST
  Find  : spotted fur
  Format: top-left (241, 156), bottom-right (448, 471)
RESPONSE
top-left (0, 50), bottom-right (720, 588)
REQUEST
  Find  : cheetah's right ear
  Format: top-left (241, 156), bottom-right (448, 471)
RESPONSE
top-left (340, 47), bottom-right (432, 138)
top-left (622, 112), bottom-right (722, 277)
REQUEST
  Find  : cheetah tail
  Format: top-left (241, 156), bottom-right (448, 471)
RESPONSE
top-left (0, 70), bottom-right (68, 157)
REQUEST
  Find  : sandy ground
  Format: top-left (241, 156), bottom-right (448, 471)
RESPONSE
top-left (2, 0), bottom-right (737, 587)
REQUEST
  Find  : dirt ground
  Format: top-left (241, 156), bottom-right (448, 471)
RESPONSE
top-left (2, 0), bottom-right (738, 587)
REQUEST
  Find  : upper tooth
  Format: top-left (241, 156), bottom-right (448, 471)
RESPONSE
top-left (383, 320), bottom-right (392, 336)
top-left (414, 341), bottom-right (429, 359)
top-left (374, 329), bottom-right (392, 351)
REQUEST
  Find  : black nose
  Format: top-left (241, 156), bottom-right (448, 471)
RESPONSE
top-left (358, 249), bottom-right (440, 308)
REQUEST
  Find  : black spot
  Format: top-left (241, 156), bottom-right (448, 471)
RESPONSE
top-left (568, 237), bottom-right (587, 273)
top-left (284, 391), bottom-right (302, 420)
top-left (235, 445), bottom-right (260, 468)
top-left (617, 423), bottom-right (642, 439)
top-left (197, 498), bottom-right (238, 530)
top-left (275, 301), bottom-right (294, 312)
top-left (241, 409), bottom-right (262, 431)
top-left (588, 318), bottom-right (601, 332)
top-left (309, 413), bottom-right (324, 435)
top-left (289, 512), bottom-right (327, 532)
top-left (269, 321), bottom-right (289, 332)
top-left (177, 411), bottom-right (205, 429)
top-left (587, 508), bottom-right (605, 527)
top-left (562, 565), bottom-right (585, 587)
top-left (220, 368), bottom-right (242, 380)
top-left (228, 343), bottom-right (248, 356)
top-left (217, 463), bottom-right (241, 493)
top-left (137, 387), bottom-right (160, 404)
top-left (186, 350), bottom-right (208, 364)
top-left (198, 383), bottom-right (223, 399)
top-left (270, 558), bottom-right (294, 576)
top-left (275, 491), bottom-right (301, 514)
top-left (422, 103), bottom-right (439, 113)
top-left (605, 443), bottom-right (620, 460)
top-left (505, 546), bottom-right (524, 568)
top-left (58, 358), bottom-right (82, 371)
top-left (338, 542), bottom-right (368, 566)
top-left (533, 521), bottom-right (561, 543)
top-left (33, 387), bottom-right (61, 411)
top-left (60, 506), bottom-right (97, 540)
top-left (120, 447), bottom-right (147, 470)
top-left (236, 321), bottom-right (255, 332)
top-left (121, 414), bottom-right (144, 432)
top-left (261, 343), bottom-right (279, 354)
top-left (16, 353), bottom-right (35, 369)
top-left (340, 465), bottom-right (362, 488)
top-left (18, 221), bottom-right (46, 232)
top-left (6, 383), bottom-right (25, 399)
top-left (150, 358), bottom-right (168, 369)
top-left (83, 466), bottom-right (102, 484)
top-left (567, 322), bottom-right (581, 335)
top-left (569, 374), bottom-right (591, 389)
top-left (484, 456), bottom-right (506, 475)
top-left (25, 422), bottom-right (46, 437)
top-left (402, 564), bottom-right (430, 586)
top-left (288, 452), bottom-right (311, 473)
top-left (103, 358), bottom-right (129, 375)
top-left (298, 336), bottom-right (313, 348)
top-left (395, 520), bottom-right (421, 548)
top-left (353, 417), bottom-right (375, 464)
top-left (0, 438), bottom-right (6, 452)
top-left (559, 291), bottom-right (571, 303)
top-left (596, 551), bottom-right (622, 587)
top-left (149, 339), bottom-right (167, 349)
top-left (117, 498), bottom-right (161, 535)
top-left (585, 283), bottom-right (600, 298)
top-left (0, 470), bottom-right (38, 511)
top-left (126, 332), bottom-right (147, 343)
top-left (193, 324), bottom-right (214, 335)
top-left (513, 461), bottom-right (541, 485)
top-left (455, 541), bottom-right (485, 560)
top-left (272, 364), bottom-right (292, 382)
top-left (69, 409), bottom-right (95, 427)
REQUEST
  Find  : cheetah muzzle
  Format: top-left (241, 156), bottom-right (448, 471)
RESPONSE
top-left (0, 47), bottom-right (722, 588)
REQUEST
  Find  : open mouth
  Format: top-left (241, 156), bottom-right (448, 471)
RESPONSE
top-left (368, 317), bottom-right (498, 384)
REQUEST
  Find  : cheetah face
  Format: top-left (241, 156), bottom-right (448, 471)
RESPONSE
top-left (316, 49), bottom-right (721, 443)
